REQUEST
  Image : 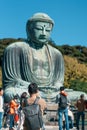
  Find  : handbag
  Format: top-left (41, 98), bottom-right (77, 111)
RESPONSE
top-left (14, 113), bottom-right (19, 122)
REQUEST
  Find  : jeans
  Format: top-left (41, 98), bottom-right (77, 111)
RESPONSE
top-left (58, 107), bottom-right (69, 130)
top-left (0, 112), bottom-right (3, 129)
top-left (76, 111), bottom-right (85, 130)
top-left (9, 114), bottom-right (14, 128)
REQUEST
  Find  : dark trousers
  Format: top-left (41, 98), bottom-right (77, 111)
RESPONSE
top-left (76, 111), bottom-right (85, 130)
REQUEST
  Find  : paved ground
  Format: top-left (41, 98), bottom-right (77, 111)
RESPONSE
top-left (1, 126), bottom-right (77, 130)
top-left (45, 126), bottom-right (77, 130)
top-left (2, 126), bottom-right (87, 130)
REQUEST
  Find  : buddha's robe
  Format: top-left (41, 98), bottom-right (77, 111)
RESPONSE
top-left (2, 41), bottom-right (64, 102)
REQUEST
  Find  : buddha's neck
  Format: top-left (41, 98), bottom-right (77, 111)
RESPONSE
top-left (28, 40), bottom-right (47, 49)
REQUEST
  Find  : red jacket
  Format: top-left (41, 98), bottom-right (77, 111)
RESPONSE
top-left (9, 99), bottom-right (19, 114)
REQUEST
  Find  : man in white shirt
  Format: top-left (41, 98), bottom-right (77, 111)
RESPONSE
top-left (0, 88), bottom-right (4, 129)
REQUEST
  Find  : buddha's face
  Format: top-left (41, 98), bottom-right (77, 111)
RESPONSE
top-left (29, 21), bottom-right (52, 44)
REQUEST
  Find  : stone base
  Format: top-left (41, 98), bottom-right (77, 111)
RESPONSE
top-left (43, 103), bottom-right (58, 126)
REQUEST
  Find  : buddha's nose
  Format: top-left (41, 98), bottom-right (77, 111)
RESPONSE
top-left (42, 28), bottom-right (46, 35)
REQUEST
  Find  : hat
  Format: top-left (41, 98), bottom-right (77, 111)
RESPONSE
top-left (60, 86), bottom-right (65, 91)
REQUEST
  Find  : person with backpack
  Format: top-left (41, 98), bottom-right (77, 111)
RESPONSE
top-left (23, 83), bottom-right (47, 130)
top-left (56, 86), bottom-right (69, 130)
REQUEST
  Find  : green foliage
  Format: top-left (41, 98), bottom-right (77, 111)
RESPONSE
top-left (70, 79), bottom-right (87, 93)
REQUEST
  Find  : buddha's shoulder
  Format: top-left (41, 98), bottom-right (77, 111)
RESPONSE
top-left (5, 41), bottom-right (29, 50)
top-left (47, 44), bottom-right (62, 55)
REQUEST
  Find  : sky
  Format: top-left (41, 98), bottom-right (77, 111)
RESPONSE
top-left (0, 0), bottom-right (87, 47)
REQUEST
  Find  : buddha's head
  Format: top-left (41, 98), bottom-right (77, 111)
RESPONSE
top-left (26, 13), bottom-right (54, 44)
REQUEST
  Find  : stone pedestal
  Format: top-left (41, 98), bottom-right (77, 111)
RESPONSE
top-left (43, 103), bottom-right (58, 126)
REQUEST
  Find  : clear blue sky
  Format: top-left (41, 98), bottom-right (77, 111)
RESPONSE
top-left (0, 0), bottom-right (87, 47)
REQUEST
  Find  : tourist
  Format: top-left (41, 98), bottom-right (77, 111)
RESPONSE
top-left (75, 94), bottom-right (86, 130)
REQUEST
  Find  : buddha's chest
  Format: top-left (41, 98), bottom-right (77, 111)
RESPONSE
top-left (31, 48), bottom-right (50, 76)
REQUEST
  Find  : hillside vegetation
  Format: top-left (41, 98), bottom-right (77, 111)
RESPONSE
top-left (0, 38), bottom-right (87, 93)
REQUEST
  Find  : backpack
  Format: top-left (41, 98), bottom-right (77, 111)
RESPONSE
top-left (59, 94), bottom-right (67, 108)
top-left (23, 97), bottom-right (43, 130)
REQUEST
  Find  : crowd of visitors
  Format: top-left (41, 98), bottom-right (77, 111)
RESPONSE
top-left (0, 84), bottom-right (87, 130)
top-left (0, 83), bottom-right (47, 130)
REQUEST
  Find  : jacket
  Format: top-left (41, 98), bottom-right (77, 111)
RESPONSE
top-left (76, 98), bottom-right (86, 112)
top-left (9, 99), bottom-right (19, 114)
